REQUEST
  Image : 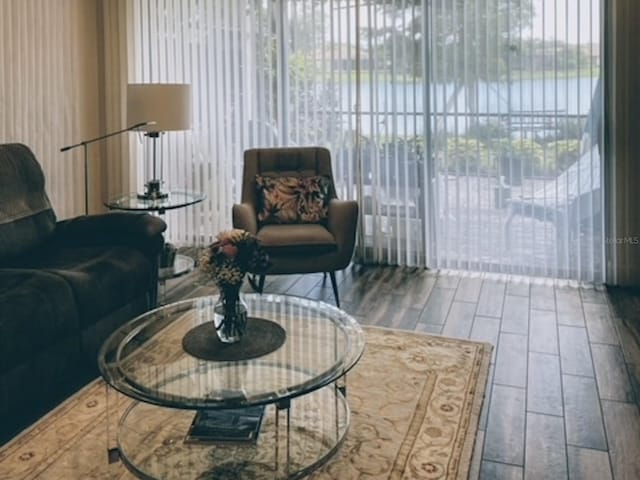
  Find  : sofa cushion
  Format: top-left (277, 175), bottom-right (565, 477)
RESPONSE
top-left (257, 224), bottom-right (337, 255)
top-left (0, 144), bottom-right (56, 262)
top-left (14, 245), bottom-right (154, 327)
top-left (0, 269), bottom-right (80, 374)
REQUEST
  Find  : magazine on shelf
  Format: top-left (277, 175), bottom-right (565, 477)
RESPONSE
top-left (185, 405), bottom-right (266, 444)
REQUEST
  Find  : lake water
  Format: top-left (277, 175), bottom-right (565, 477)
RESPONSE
top-left (336, 76), bottom-right (599, 135)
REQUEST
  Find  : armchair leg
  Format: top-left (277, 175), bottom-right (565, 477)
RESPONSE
top-left (248, 274), bottom-right (266, 293)
top-left (329, 271), bottom-right (340, 308)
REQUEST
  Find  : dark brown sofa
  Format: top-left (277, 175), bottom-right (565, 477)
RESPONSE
top-left (0, 143), bottom-right (166, 443)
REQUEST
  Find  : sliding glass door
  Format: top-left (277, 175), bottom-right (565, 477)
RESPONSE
top-left (278, 0), bottom-right (604, 281)
top-left (131, 0), bottom-right (604, 282)
top-left (426, 0), bottom-right (603, 281)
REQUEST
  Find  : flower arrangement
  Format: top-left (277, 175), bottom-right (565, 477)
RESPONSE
top-left (200, 229), bottom-right (269, 287)
top-left (199, 229), bottom-right (269, 341)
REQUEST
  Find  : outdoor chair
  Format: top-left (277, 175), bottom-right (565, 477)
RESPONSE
top-left (504, 147), bottom-right (601, 260)
top-left (232, 146), bottom-right (359, 307)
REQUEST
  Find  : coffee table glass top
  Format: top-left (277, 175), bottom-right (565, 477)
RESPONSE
top-left (98, 294), bottom-right (365, 410)
top-left (104, 190), bottom-right (205, 212)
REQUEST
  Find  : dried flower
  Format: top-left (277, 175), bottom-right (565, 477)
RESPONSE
top-left (199, 229), bottom-right (269, 289)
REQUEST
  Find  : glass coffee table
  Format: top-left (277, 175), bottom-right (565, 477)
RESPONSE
top-left (98, 294), bottom-right (365, 479)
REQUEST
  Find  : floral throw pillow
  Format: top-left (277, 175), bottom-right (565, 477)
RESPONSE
top-left (256, 175), bottom-right (331, 224)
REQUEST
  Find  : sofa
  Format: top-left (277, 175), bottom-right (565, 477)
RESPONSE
top-left (0, 143), bottom-right (167, 443)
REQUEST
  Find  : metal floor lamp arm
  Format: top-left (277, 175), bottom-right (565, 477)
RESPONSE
top-left (59, 121), bottom-right (156, 215)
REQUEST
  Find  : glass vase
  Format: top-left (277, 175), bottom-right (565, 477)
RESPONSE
top-left (214, 287), bottom-right (248, 343)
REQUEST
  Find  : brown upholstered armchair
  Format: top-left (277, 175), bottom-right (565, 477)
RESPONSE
top-left (232, 147), bottom-right (358, 307)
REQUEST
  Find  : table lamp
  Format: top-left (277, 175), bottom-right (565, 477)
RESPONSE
top-left (127, 83), bottom-right (192, 200)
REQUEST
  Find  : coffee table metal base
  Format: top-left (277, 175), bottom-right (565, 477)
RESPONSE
top-left (117, 385), bottom-right (349, 479)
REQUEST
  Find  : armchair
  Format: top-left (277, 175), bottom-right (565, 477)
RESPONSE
top-left (233, 147), bottom-right (358, 307)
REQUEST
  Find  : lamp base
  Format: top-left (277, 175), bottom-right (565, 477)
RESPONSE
top-left (137, 179), bottom-right (169, 200)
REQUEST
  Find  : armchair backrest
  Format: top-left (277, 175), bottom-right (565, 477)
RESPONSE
top-left (241, 147), bottom-right (337, 209)
top-left (0, 143), bottom-right (57, 262)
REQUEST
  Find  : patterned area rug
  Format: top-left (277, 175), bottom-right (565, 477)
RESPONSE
top-left (0, 327), bottom-right (491, 480)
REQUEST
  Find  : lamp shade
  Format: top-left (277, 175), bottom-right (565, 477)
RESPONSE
top-left (127, 83), bottom-right (192, 132)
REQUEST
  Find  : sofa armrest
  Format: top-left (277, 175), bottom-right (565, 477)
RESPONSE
top-left (52, 212), bottom-right (167, 256)
top-left (232, 203), bottom-right (258, 235)
top-left (327, 199), bottom-right (359, 263)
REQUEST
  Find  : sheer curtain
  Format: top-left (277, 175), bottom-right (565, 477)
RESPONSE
top-left (130, 0), bottom-right (604, 283)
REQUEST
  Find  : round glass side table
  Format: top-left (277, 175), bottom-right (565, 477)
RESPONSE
top-left (104, 190), bottom-right (206, 215)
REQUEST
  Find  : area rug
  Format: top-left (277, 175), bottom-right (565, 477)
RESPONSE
top-left (0, 327), bottom-right (491, 480)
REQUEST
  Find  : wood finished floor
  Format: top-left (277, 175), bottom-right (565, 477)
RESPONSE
top-left (164, 264), bottom-right (640, 480)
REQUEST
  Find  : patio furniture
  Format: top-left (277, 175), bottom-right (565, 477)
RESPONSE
top-left (504, 147), bottom-right (601, 260)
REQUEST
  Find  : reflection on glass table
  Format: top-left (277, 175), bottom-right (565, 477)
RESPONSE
top-left (104, 190), bottom-right (206, 214)
top-left (98, 294), bottom-right (365, 480)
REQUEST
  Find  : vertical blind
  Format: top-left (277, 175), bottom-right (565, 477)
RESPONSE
top-left (99, 0), bottom-right (137, 203)
top-left (0, 0), bottom-right (102, 219)
top-left (131, 0), bottom-right (603, 283)
top-left (130, 0), bottom-right (282, 245)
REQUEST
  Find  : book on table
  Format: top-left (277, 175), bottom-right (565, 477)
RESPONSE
top-left (185, 405), bottom-right (266, 444)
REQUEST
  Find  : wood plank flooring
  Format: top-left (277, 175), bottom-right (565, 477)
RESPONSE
top-left (164, 262), bottom-right (640, 480)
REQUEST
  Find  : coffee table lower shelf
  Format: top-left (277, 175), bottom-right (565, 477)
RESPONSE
top-left (116, 385), bottom-right (350, 480)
